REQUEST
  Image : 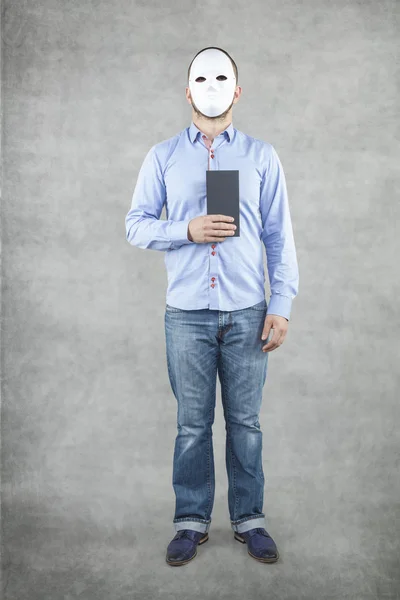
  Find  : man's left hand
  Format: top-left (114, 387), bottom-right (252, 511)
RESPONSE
top-left (261, 314), bottom-right (289, 352)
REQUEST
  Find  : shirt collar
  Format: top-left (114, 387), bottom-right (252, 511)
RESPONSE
top-left (189, 120), bottom-right (234, 144)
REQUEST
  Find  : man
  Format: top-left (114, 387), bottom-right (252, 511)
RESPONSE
top-left (125, 46), bottom-right (299, 566)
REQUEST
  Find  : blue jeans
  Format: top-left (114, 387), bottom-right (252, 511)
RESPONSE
top-left (164, 298), bottom-right (270, 535)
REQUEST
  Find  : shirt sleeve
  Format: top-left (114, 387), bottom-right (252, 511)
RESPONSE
top-left (260, 145), bottom-right (299, 321)
top-left (125, 145), bottom-right (194, 251)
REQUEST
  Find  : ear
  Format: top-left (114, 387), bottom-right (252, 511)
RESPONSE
top-left (185, 88), bottom-right (192, 105)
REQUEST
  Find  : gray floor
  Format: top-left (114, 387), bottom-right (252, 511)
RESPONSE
top-left (2, 376), bottom-right (400, 599)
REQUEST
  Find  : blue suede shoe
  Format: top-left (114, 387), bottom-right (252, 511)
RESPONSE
top-left (166, 529), bottom-right (209, 566)
top-left (234, 527), bottom-right (279, 563)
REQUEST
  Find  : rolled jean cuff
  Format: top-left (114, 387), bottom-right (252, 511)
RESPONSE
top-left (173, 518), bottom-right (211, 534)
top-left (231, 515), bottom-right (266, 533)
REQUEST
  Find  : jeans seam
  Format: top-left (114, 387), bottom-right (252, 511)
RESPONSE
top-left (173, 517), bottom-right (210, 524)
top-left (219, 356), bottom-right (239, 521)
top-left (231, 514), bottom-right (265, 525)
top-left (205, 402), bottom-right (212, 519)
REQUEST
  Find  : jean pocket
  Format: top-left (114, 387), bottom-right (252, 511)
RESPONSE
top-left (165, 304), bottom-right (183, 313)
top-left (247, 299), bottom-right (267, 311)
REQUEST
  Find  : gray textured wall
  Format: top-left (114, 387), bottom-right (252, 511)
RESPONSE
top-left (1, 1), bottom-right (400, 598)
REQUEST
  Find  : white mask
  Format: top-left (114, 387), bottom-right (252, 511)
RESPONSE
top-left (188, 48), bottom-right (237, 117)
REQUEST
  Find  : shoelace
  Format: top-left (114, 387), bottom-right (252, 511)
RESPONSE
top-left (176, 530), bottom-right (196, 540)
top-left (250, 527), bottom-right (270, 537)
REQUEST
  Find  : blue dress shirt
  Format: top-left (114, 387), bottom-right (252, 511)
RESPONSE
top-left (125, 121), bottom-right (299, 320)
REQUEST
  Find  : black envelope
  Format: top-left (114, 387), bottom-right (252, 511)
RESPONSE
top-left (206, 170), bottom-right (240, 237)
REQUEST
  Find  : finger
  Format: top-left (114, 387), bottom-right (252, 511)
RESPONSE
top-left (208, 219), bottom-right (235, 231)
top-left (206, 231), bottom-right (233, 241)
top-left (210, 215), bottom-right (234, 222)
top-left (210, 228), bottom-right (235, 235)
top-left (210, 223), bottom-right (235, 230)
top-left (262, 330), bottom-right (285, 352)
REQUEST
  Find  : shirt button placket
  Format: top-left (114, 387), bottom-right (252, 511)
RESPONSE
top-left (203, 135), bottom-right (218, 301)
top-left (210, 259), bottom-right (217, 290)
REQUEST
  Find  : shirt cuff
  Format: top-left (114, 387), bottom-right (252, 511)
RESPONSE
top-left (267, 294), bottom-right (293, 321)
top-left (168, 220), bottom-right (194, 245)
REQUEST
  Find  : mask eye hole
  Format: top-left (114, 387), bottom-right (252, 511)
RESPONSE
top-left (194, 75), bottom-right (227, 82)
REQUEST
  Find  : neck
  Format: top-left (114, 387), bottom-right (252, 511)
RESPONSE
top-left (192, 112), bottom-right (232, 142)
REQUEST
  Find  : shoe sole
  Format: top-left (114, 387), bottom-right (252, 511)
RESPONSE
top-left (234, 532), bottom-right (280, 563)
top-left (166, 532), bottom-right (209, 566)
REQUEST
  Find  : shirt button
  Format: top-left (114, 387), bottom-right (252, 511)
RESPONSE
top-left (211, 284), bottom-right (215, 288)
top-left (211, 155), bottom-right (214, 158)
top-left (211, 244), bottom-right (216, 249)
top-left (211, 277), bottom-right (216, 281)
top-left (211, 251), bottom-right (216, 256)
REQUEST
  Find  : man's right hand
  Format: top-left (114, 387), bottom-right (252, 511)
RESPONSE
top-left (187, 214), bottom-right (237, 243)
